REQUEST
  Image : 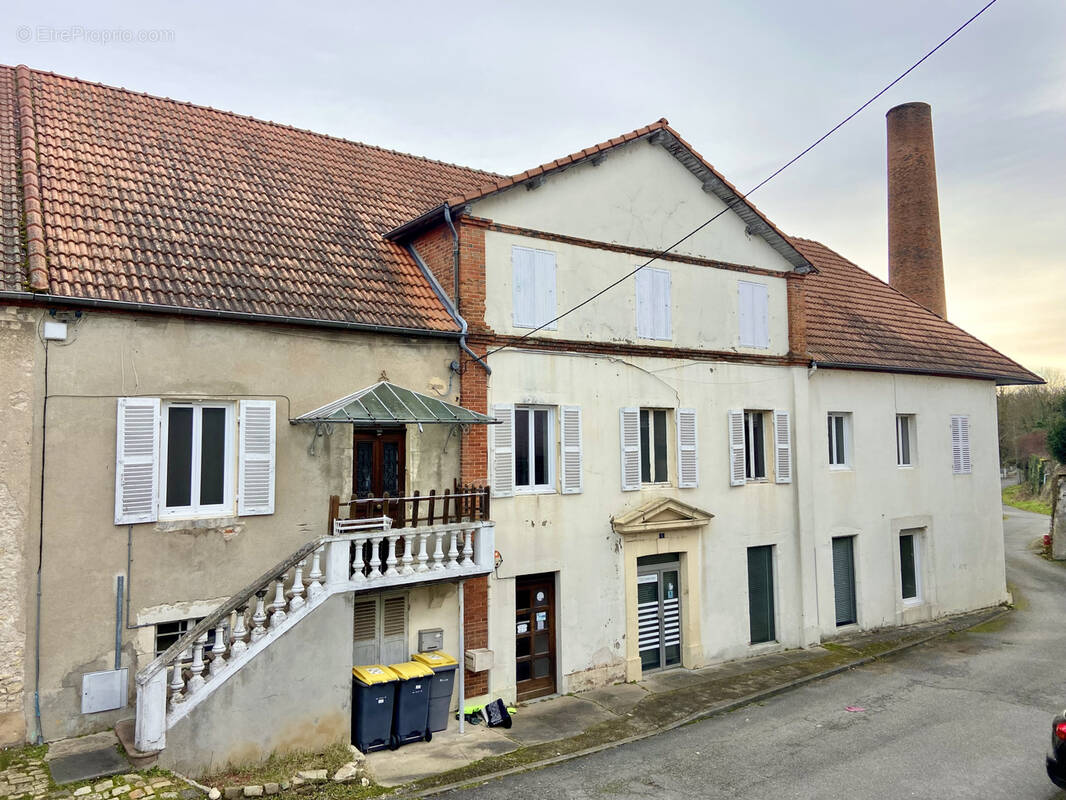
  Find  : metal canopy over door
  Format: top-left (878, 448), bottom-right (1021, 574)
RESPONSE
top-left (515, 575), bottom-right (556, 701)
top-left (832, 536), bottom-right (857, 626)
top-left (637, 555), bottom-right (681, 672)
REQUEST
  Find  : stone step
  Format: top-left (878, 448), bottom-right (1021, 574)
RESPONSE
top-left (114, 720), bottom-right (159, 769)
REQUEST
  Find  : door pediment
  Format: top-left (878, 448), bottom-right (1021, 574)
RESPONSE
top-left (611, 496), bottom-right (713, 536)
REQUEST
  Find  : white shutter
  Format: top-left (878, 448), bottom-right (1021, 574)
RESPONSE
top-left (753, 283), bottom-right (769, 347)
top-left (560, 405), bottom-right (583, 494)
top-left (534, 249), bottom-right (557, 330)
top-left (512, 246), bottom-right (536, 327)
top-left (655, 269), bottom-right (672, 340)
top-left (620, 407), bottom-right (641, 491)
top-left (380, 595), bottom-right (408, 665)
top-left (773, 409), bottom-right (792, 484)
top-left (238, 400), bottom-right (276, 516)
top-left (728, 409), bottom-right (747, 486)
top-left (636, 270), bottom-right (654, 338)
top-left (951, 415), bottom-right (971, 474)
top-left (676, 408), bottom-right (698, 488)
top-left (114, 397), bottom-right (160, 524)
top-left (492, 404), bottom-right (515, 497)
top-left (738, 282), bottom-right (754, 346)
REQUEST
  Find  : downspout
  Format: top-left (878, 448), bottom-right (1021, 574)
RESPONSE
top-left (442, 204), bottom-right (490, 374)
top-left (405, 238), bottom-right (490, 375)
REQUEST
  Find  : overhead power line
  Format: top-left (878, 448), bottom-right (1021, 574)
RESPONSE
top-left (480, 0), bottom-right (1000, 360)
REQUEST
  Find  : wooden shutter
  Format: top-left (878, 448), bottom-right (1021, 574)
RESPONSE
top-left (238, 400), bottom-right (276, 516)
top-left (492, 404), bottom-right (515, 497)
top-left (655, 269), bottom-right (672, 340)
top-left (380, 595), bottom-right (408, 665)
top-left (832, 537), bottom-right (857, 626)
top-left (352, 597), bottom-right (379, 666)
top-left (560, 405), bottom-right (583, 495)
top-left (738, 281), bottom-right (754, 346)
top-left (512, 246), bottom-right (536, 327)
top-left (534, 249), bottom-right (557, 330)
top-left (676, 408), bottom-right (698, 488)
top-left (773, 409), bottom-right (792, 484)
top-left (728, 410), bottom-right (746, 486)
top-left (619, 407), bottom-right (641, 491)
top-left (951, 415), bottom-right (971, 474)
top-left (636, 270), bottom-right (654, 338)
top-left (115, 397), bottom-right (161, 524)
top-left (753, 282), bottom-right (769, 347)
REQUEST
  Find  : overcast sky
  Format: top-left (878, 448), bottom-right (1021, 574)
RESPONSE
top-left (9, 0), bottom-right (1064, 378)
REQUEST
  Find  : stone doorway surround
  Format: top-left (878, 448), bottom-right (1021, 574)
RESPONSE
top-left (611, 497), bottom-right (712, 682)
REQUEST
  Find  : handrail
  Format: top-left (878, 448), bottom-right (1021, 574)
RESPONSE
top-left (135, 516), bottom-right (393, 686)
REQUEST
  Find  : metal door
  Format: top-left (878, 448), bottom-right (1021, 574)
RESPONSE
top-left (637, 559), bottom-right (681, 672)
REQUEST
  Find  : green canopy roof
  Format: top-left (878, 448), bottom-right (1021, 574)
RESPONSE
top-left (293, 382), bottom-right (498, 425)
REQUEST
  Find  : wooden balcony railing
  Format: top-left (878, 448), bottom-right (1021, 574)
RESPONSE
top-left (328, 480), bottom-right (490, 531)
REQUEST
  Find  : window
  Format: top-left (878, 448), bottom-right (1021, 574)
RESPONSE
top-left (744, 411), bottom-right (766, 480)
top-left (512, 246), bottom-right (557, 329)
top-left (827, 413), bottom-right (850, 468)
top-left (832, 536), bottom-right (857, 626)
top-left (729, 409), bottom-right (791, 486)
top-left (161, 403), bottom-right (235, 517)
top-left (899, 531), bottom-right (921, 603)
top-left (636, 268), bottom-right (672, 340)
top-left (747, 545), bottom-right (776, 644)
top-left (951, 415), bottom-right (971, 474)
top-left (896, 414), bottom-right (915, 466)
top-left (154, 618), bottom-right (223, 660)
top-left (738, 280), bottom-right (769, 348)
top-left (515, 406), bottom-right (554, 492)
top-left (114, 398), bottom-right (277, 524)
top-left (639, 409), bottom-right (669, 483)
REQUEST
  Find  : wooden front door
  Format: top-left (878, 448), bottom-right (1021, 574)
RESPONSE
top-left (353, 429), bottom-right (405, 499)
top-left (515, 574), bottom-right (556, 701)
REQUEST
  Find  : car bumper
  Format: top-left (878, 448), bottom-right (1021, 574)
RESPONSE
top-left (1048, 755), bottom-right (1066, 790)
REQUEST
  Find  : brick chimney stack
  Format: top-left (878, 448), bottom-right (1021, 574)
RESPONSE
top-left (886, 102), bottom-right (947, 318)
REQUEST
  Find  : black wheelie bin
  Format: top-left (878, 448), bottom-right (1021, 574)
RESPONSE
top-left (351, 665), bottom-right (399, 753)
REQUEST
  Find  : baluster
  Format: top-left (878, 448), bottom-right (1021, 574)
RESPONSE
top-left (400, 535), bottom-right (414, 575)
top-left (461, 528), bottom-right (475, 568)
top-left (168, 662), bottom-right (186, 706)
top-left (250, 589), bottom-right (268, 641)
top-left (230, 607), bottom-right (249, 656)
top-left (368, 536), bottom-right (384, 579)
top-left (427, 490), bottom-right (437, 525)
top-left (208, 624), bottom-right (227, 677)
top-left (415, 531), bottom-right (430, 573)
top-left (289, 559), bottom-right (306, 610)
top-left (270, 577), bottom-right (288, 627)
top-left (186, 633), bottom-right (207, 693)
top-left (446, 529), bottom-right (460, 570)
top-left (308, 548), bottom-right (324, 598)
top-left (384, 534), bottom-right (400, 577)
top-left (431, 531), bottom-right (445, 571)
top-left (350, 540), bottom-right (367, 584)
top-left (411, 490), bottom-right (421, 527)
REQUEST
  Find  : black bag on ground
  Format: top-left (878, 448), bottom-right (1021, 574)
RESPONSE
top-left (482, 698), bottom-right (512, 728)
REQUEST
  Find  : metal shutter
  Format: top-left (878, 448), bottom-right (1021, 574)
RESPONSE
top-left (832, 536), bottom-right (857, 626)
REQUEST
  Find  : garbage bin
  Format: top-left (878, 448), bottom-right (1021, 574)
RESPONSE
top-left (412, 651), bottom-right (458, 733)
top-left (388, 661), bottom-right (435, 748)
top-left (351, 665), bottom-right (399, 754)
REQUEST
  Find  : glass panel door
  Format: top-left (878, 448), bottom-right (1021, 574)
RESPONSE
top-left (516, 575), bottom-right (556, 700)
top-left (636, 557), bottom-right (682, 673)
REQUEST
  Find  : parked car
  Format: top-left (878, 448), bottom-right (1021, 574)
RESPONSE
top-left (1048, 710), bottom-right (1066, 789)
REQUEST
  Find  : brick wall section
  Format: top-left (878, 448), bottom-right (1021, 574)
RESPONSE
top-left (886, 102), bottom-right (947, 318)
top-left (410, 224), bottom-right (455, 303)
top-left (456, 216), bottom-right (491, 696)
top-left (785, 273), bottom-right (808, 358)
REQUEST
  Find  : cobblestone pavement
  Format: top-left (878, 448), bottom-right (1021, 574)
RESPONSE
top-left (0, 750), bottom-right (182, 800)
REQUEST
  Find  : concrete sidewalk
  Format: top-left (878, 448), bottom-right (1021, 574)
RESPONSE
top-left (365, 605), bottom-right (1007, 794)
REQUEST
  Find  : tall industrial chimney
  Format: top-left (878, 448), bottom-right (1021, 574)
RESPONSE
top-left (886, 102), bottom-right (947, 318)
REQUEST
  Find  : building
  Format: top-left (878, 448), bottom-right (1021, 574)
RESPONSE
top-left (0, 65), bottom-right (1039, 773)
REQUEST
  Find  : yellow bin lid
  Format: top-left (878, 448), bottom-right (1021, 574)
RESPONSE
top-left (412, 651), bottom-right (458, 668)
top-left (388, 661), bottom-right (434, 680)
top-left (352, 664), bottom-right (398, 685)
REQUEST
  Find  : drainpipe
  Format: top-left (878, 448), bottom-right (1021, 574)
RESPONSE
top-left (442, 205), bottom-right (490, 375)
top-left (457, 580), bottom-right (465, 735)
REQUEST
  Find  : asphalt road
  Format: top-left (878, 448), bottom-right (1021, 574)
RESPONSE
top-left (444, 507), bottom-right (1064, 799)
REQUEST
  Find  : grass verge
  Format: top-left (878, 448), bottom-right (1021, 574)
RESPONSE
top-left (1003, 484), bottom-right (1052, 515)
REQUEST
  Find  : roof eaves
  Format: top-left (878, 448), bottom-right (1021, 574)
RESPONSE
top-left (810, 359), bottom-right (1044, 387)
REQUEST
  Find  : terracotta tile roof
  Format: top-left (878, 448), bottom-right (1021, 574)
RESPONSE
top-left (794, 237), bottom-right (1041, 385)
top-left (0, 68), bottom-right (21, 291)
top-left (0, 65), bottom-right (499, 332)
